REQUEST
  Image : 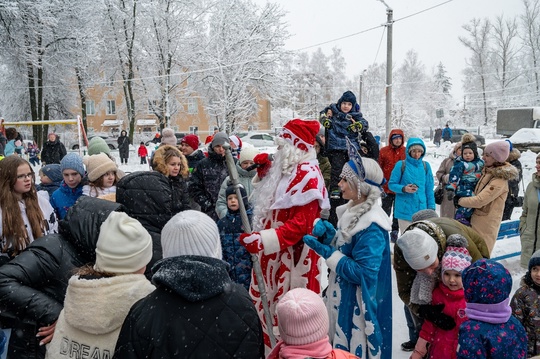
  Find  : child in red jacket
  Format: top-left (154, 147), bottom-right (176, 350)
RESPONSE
top-left (411, 234), bottom-right (471, 359)
top-left (138, 142), bottom-right (148, 164)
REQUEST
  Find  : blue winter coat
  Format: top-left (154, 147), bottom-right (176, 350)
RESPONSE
top-left (326, 103), bottom-right (367, 151)
top-left (325, 203), bottom-right (393, 359)
top-left (442, 127), bottom-right (453, 141)
top-left (217, 208), bottom-right (253, 291)
top-left (446, 157), bottom-right (484, 198)
top-left (50, 182), bottom-right (84, 220)
top-left (388, 138), bottom-right (435, 221)
top-left (4, 140), bottom-right (23, 157)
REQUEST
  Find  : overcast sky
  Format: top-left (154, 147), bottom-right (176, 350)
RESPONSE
top-left (254, 0), bottom-right (522, 101)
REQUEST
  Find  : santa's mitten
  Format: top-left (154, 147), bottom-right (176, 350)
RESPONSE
top-left (253, 153), bottom-right (272, 178)
top-left (303, 235), bottom-right (335, 259)
top-left (418, 304), bottom-right (456, 330)
top-left (410, 337), bottom-right (429, 359)
top-left (239, 232), bottom-right (263, 254)
top-left (312, 219), bottom-right (336, 245)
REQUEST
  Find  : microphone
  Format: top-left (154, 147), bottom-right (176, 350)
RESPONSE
top-left (246, 153), bottom-right (274, 172)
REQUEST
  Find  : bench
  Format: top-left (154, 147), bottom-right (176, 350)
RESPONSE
top-left (491, 220), bottom-right (521, 261)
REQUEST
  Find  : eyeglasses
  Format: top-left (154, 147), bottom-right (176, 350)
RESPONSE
top-left (17, 173), bottom-right (33, 180)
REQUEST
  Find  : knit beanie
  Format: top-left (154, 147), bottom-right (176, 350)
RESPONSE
top-left (161, 128), bottom-right (177, 146)
top-left (94, 212), bottom-right (153, 273)
top-left (484, 140), bottom-right (510, 163)
top-left (337, 90), bottom-right (357, 108)
top-left (442, 234), bottom-right (472, 274)
top-left (529, 250), bottom-right (540, 271)
top-left (397, 228), bottom-right (439, 270)
top-left (239, 146), bottom-right (260, 164)
top-left (180, 134), bottom-right (199, 150)
top-left (60, 153), bottom-right (85, 177)
top-left (226, 184), bottom-right (249, 208)
top-left (211, 132), bottom-right (229, 148)
top-left (277, 288), bottom-right (329, 345)
top-left (412, 209), bottom-right (439, 222)
top-left (460, 134), bottom-right (478, 159)
top-left (463, 259), bottom-right (512, 304)
top-left (391, 133), bottom-right (403, 141)
top-left (161, 210), bottom-right (222, 259)
top-left (88, 136), bottom-right (111, 156)
top-left (83, 153), bottom-right (117, 182)
top-left (41, 164), bottom-right (63, 183)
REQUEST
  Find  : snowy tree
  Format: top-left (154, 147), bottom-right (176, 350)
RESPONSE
top-left (520, 0), bottom-right (540, 104)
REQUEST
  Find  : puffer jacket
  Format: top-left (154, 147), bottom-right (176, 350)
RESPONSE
top-left (326, 103), bottom-right (367, 151)
top-left (185, 149), bottom-right (206, 172)
top-left (394, 217), bottom-right (490, 317)
top-left (50, 181), bottom-right (84, 220)
top-left (0, 197), bottom-right (121, 359)
top-left (116, 171), bottom-right (182, 278)
top-left (519, 173), bottom-right (540, 268)
top-left (215, 162), bottom-right (256, 219)
top-left (378, 128), bottom-right (406, 194)
top-left (41, 139), bottom-right (67, 164)
top-left (459, 162), bottom-right (519, 253)
top-left (189, 146), bottom-right (230, 221)
top-left (113, 255), bottom-right (264, 358)
top-left (511, 274), bottom-right (540, 357)
top-left (388, 138), bottom-right (435, 221)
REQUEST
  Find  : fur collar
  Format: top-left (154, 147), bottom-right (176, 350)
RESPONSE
top-left (484, 162), bottom-right (519, 181)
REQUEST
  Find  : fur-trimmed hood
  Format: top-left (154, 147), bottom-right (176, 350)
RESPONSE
top-left (507, 147), bottom-right (521, 163)
top-left (484, 162), bottom-right (519, 181)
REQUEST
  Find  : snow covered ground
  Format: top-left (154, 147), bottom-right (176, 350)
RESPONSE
top-left (37, 137), bottom-right (535, 357)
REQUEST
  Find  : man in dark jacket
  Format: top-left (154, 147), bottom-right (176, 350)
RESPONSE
top-left (117, 130), bottom-right (130, 164)
top-left (189, 132), bottom-right (231, 221)
top-left (114, 210), bottom-right (264, 358)
top-left (41, 133), bottom-right (67, 164)
top-left (0, 197), bottom-right (121, 359)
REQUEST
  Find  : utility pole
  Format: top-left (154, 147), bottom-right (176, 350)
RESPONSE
top-left (379, 0), bottom-right (393, 140)
top-left (358, 69), bottom-right (367, 110)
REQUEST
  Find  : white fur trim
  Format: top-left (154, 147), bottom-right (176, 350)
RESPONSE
top-left (336, 203), bottom-right (391, 244)
top-left (260, 228), bottom-right (281, 254)
top-left (326, 251), bottom-right (345, 272)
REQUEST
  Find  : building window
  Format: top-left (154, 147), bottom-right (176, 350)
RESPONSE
top-left (106, 100), bottom-right (116, 115)
top-left (187, 98), bottom-right (198, 114)
top-left (86, 100), bottom-right (95, 116)
top-left (189, 126), bottom-right (198, 134)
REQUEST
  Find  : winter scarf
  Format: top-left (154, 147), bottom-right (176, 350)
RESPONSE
top-left (465, 298), bottom-right (512, 324)
top-left (410, 271), bottom-right (438, 305)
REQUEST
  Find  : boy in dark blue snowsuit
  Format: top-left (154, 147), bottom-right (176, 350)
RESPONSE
top-left (217, 185), bottom-right (253, 291)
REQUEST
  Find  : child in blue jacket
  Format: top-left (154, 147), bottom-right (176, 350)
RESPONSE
top-left (217, 185), bottom-right (252, 291)
top-left (50, 153), bottom-right (85, 219)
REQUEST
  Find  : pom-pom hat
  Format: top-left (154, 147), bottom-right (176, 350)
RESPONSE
top-left (83, 153), bottom-right (117, 182)
top-left (160, 210), bottom-right (222, 259)
top-left (94, 212), bottom-right (153, 273)
top-left (161, 128), bottom-right (177, 146)
top-left (281, 118), bottom-right (321, 152)
top-left (442, 234), bottom-right (472, 274)
top-left (180, 134), bottom-right (199, 150)
top-left (397, 228), bottom-right (439, 271)
top-left (60, 153), bottom-right (85, 177)
top-left (484, 140), bottom-right (510, 163)
top-left (276, 288), bottom-right (329, 345)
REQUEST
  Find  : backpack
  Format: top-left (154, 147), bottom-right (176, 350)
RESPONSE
top-left (399, 159), bottom-right (427, 183)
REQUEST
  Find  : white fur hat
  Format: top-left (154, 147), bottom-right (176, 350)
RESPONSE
top-left (161, 210), bottom-right (222, 259)
top-left (94, 212), bottom-right (153, 273)
top-left (161, 128), bottom-right (177, 146)
top-left (397, 228), bottom-right (439, 270)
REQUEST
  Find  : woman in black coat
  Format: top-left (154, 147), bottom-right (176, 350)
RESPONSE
top-left (0, 197), bottom-right (122, 359)
top-left (117, 130), bottom-right (130, 164)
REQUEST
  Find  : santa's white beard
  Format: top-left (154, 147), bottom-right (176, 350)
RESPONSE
top-left (252, 140), bottom-right (316, 231)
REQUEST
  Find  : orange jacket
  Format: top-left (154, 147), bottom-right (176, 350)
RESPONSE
top-left (378, 128), bottom-right (405, 194)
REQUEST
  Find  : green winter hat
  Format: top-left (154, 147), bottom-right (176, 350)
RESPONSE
top-left (88, 137), bottom-right (111, 156)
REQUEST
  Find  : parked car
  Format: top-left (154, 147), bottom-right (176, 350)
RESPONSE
top-left (450, 128), bottom-right (485, 146)
top-left (238, 132), bottom-right (275, 147)
top-left (70, 135), bottom-right (117, 150)
top-left (144, 132), bottom-right (186, 146)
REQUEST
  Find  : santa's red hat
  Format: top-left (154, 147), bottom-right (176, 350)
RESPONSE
top-left (281, 119), bottom-right (320, 152)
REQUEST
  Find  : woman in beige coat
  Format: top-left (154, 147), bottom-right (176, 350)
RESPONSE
top-left (519, 153), bottom-right (540, 269)
top-left (459, 140), bottom-right (518, 254)
top-left (436, 142), bottom-right (461, 219)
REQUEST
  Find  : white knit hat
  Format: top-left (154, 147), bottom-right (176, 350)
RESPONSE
top-left (94, 212), bottom-right (153, 273)
top-left (277, 288), bottom-right (329, 345)
top-left (397, 228), bottom-right (439, 270)
top-left (161, 210), bottom-right (222, 259)
top-left (161, 128), bottom-right (177, 146)
top-left (239, 146), bottom-right (260, 164)
top-left (83, 153), bottom-right (117, 182)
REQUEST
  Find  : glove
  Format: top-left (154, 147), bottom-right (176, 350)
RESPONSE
top-left (303, 235), bottom-right (336, 259)
top-left (239, 232), bottom-right (263, 254)
top-left (312, 219), bottom-right (336, 245)
top-left (253, 153), bottom-right (272, 179)
top-left (453, 196), bottom-right (461, 208)
top-left (446, 190), bottom-right (455, 201)
top-left (323, 118), bottom-right (332, 129)
top-left (418, 304), bottom-right (456, 330)
top-left (347, 121), bottom-right (363, 133)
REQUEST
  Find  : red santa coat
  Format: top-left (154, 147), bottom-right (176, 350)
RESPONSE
top-left (251, 159), bottom-right (330, 350)
top-left (419, 282), bottom-right (467, 359)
